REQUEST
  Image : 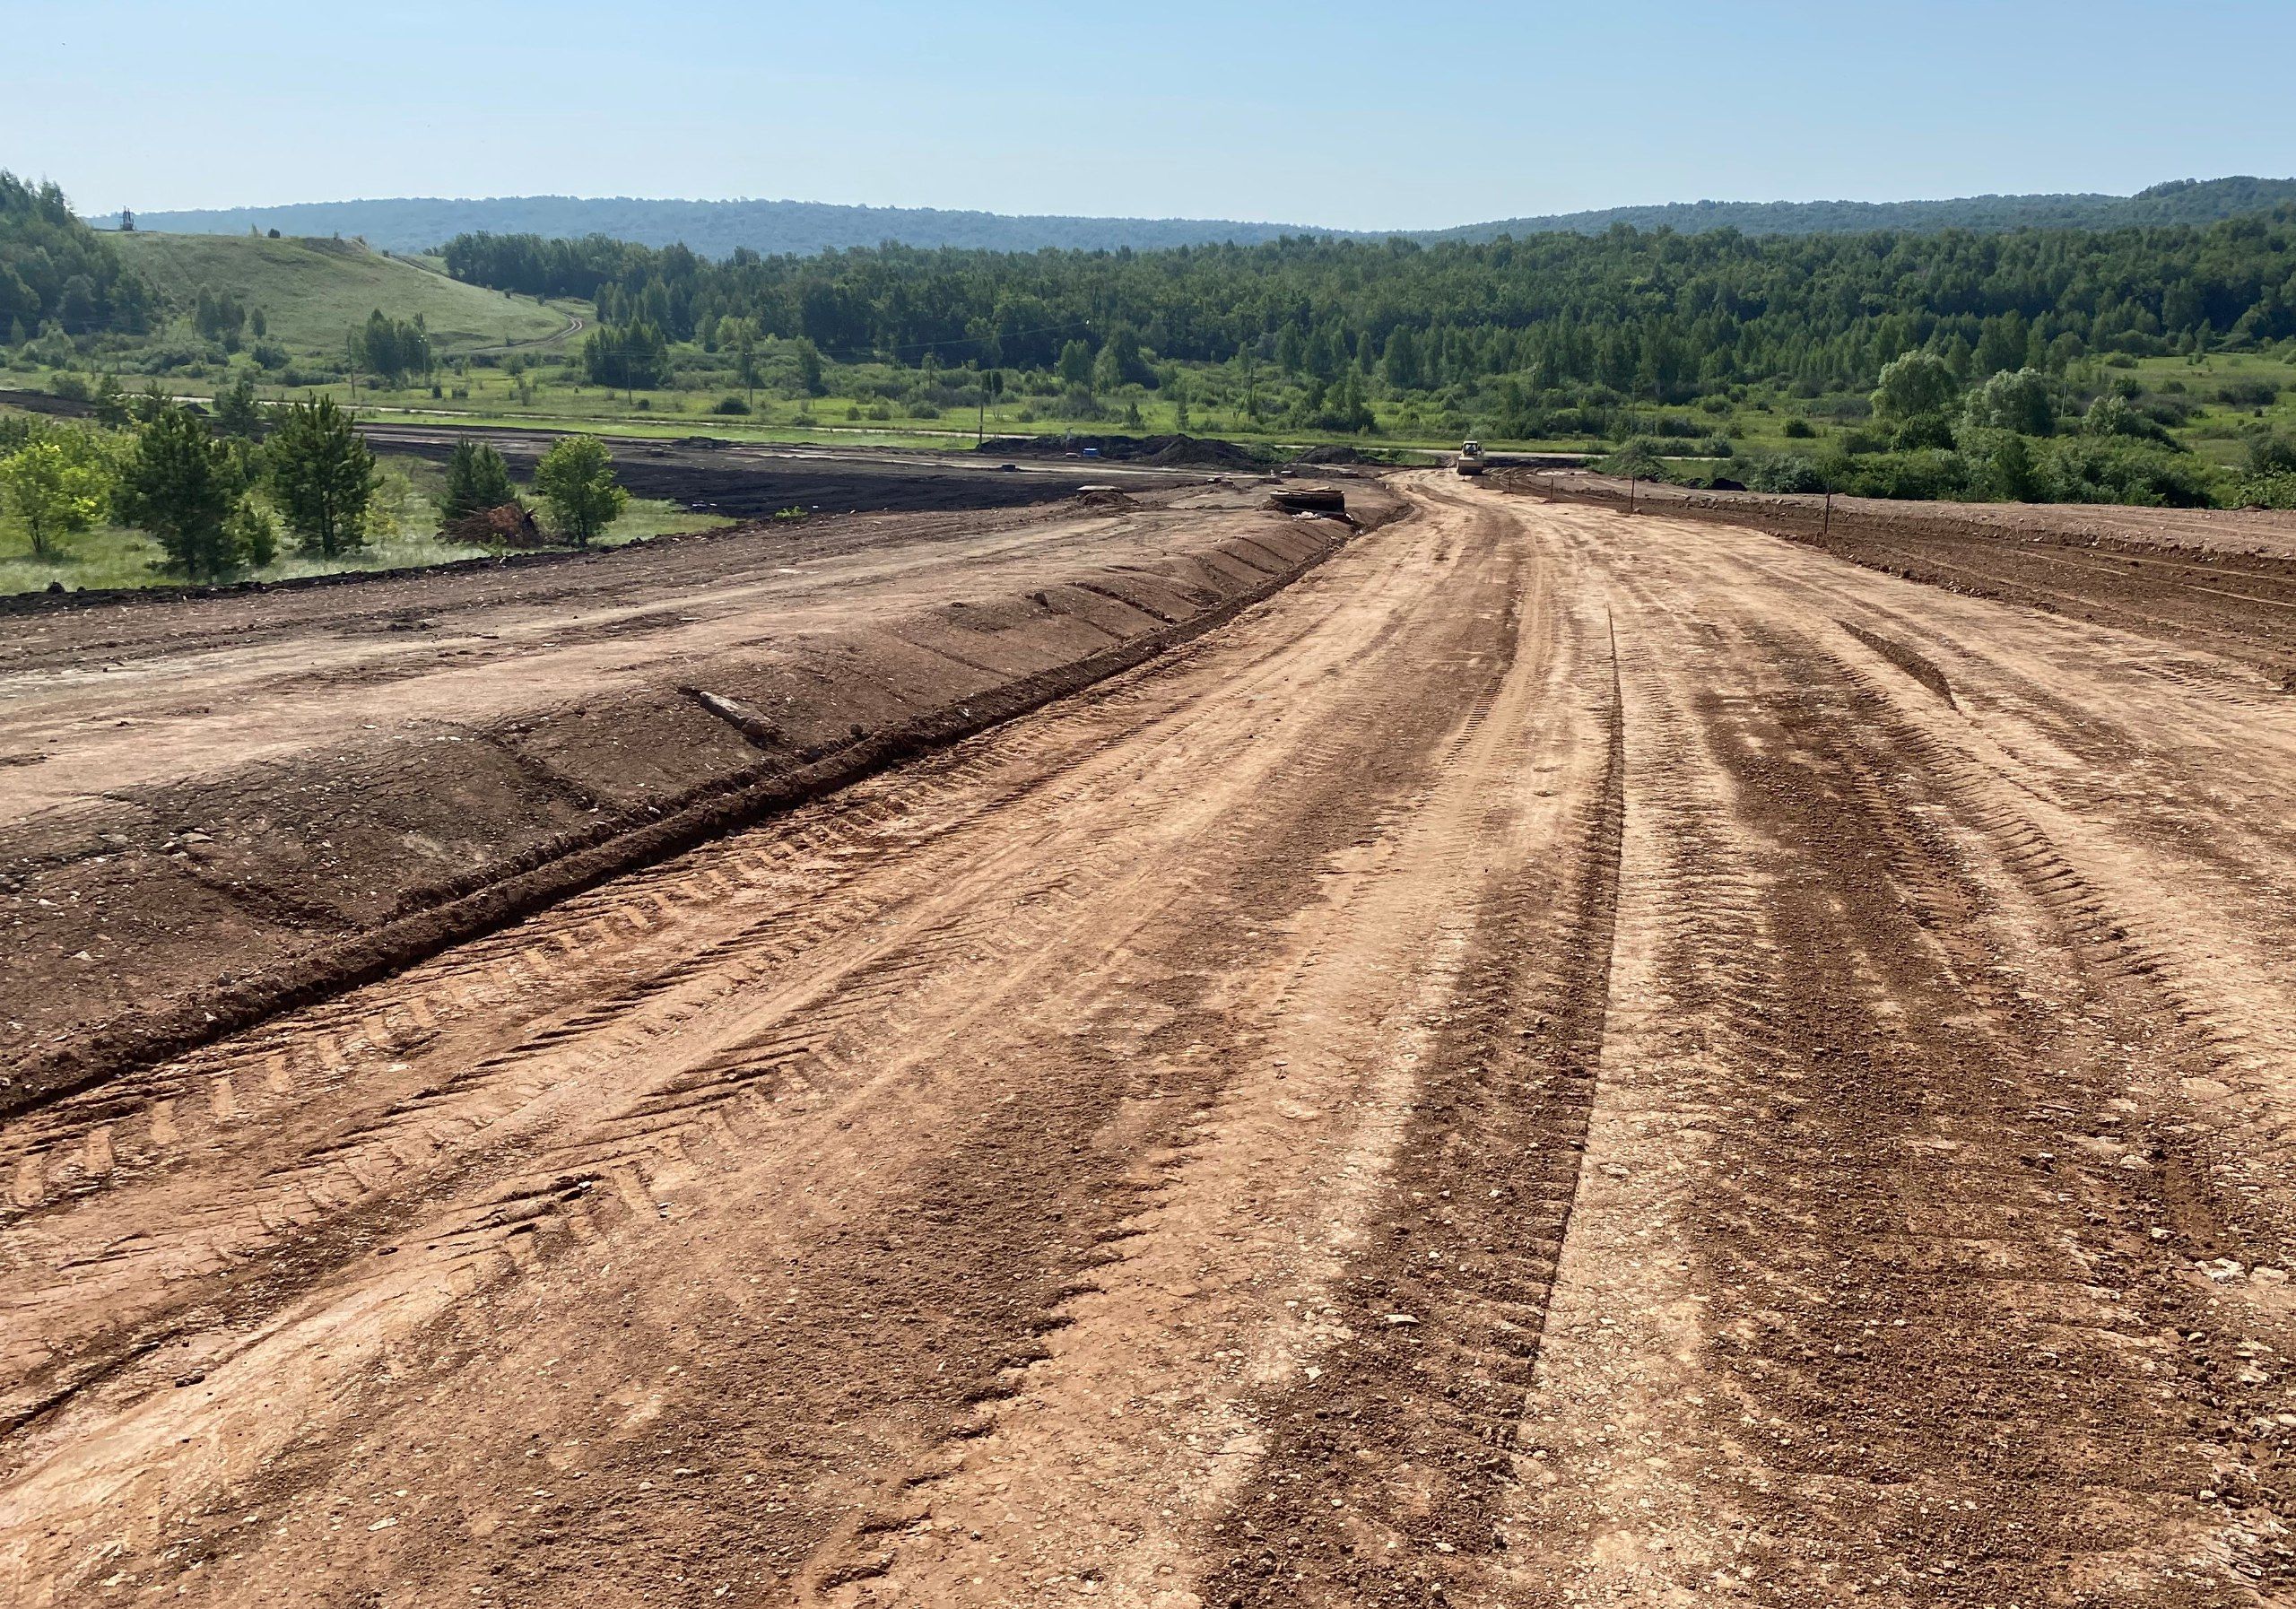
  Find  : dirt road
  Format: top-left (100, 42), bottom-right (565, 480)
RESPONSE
top-left (4, 477), bottom-right (2294, 1605)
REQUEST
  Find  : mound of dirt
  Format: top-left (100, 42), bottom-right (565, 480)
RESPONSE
top-left (1291, 444), bottom-right (1368, 465)
top-left (976, 432), bottom-right (1265, 469)
top-left (1269, 485), bottom-right (1348, 514)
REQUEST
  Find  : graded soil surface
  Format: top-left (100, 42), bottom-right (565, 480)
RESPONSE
top-left (1510, 469), bottom-right (2296, 681)
top-left (4, 476), bottom-right (2295, 1606)
top-left (0, 481), bottom-right (1370, 1100)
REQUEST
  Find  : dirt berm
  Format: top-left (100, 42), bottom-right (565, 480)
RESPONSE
top-left (0, 481), bottom-right (1394, 1113)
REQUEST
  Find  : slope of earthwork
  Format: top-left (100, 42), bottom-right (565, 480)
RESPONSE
top-left (0, 483), bottom-right (1390, 1106)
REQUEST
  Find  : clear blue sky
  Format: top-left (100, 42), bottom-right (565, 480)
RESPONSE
top-left (5, 0), bottom-right (2291, 229)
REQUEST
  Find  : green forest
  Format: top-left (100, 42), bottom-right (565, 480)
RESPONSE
top-left (442, 212), bottom-right (2296, 387)
top-left (10, 167), bottom-right (2296, 513)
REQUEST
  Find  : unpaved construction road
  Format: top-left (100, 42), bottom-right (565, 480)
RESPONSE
top-left (6, 476), bottom-right (2296, 1605)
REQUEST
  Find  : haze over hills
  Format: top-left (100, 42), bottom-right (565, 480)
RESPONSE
top-left (115, 177), bottom-right (2296, 259)
top-left (114, 196), bottom-right (1337, 257)
top-left (1430, 177), bottom-right (2296, 243)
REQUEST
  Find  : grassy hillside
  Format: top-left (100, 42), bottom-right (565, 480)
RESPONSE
top-left (110, 231), bottom-right (570, 354)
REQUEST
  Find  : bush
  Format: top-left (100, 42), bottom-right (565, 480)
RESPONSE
top-left (2243, 430), bottom-right (2296, 475)
top-left (712, 395), bottom-right (752, 415)
top-left (1781, 417), bottom-right (1816, 439)
top-left (1596, 438), bottom-right (1670, 480)
top-left (1744, 453), bottom-right (1829, 494)
top-left (1835, 448), bottom-right (1975, 501)
top-left (2038, 437), bottom-right (2215, 507)
top-left (2231, 472), bottom-right (2296, 509)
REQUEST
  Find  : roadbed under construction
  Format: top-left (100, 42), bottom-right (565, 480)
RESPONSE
top-left (7, 471), bottom-right (2296, 1605)
top-left (0, 478), bottom-right (1391, 1109)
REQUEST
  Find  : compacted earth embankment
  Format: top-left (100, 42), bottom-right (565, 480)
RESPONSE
top-left (1502, 468), bottom-right (2296, 681)
top-left (0, 480), bottom-right (1391, 1109)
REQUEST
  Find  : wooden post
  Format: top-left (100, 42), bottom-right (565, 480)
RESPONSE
top-left (1823, 487), bottom-right (1833, 537)
top-left (1629, 475), bottom-right (1637, 515)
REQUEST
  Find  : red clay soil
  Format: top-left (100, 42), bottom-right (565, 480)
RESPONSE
top-left (0, 483), bottom-right (1393, 1113)
top-left (1504, 469), bottom-right (2296, 681)
top-left (6, 478), bottom-right (2295, 1605)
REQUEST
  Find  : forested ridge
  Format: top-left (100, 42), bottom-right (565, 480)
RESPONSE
top-left (124, 175), bottom-right (2296, 257)
top-left (0, 173), bottom-right (155, 341)
top-left (1432, 177), bottom-right (2296, 243)
top-left (447, 209), bottom-right (2296, 395)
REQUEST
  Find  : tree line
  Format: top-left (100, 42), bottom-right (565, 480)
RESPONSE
top-left (442, 210), bottom-right (2296, 403)
top-left (0, 171), bottom-right (156, 343)
top-left (0, 389), bottom-right (629, 582)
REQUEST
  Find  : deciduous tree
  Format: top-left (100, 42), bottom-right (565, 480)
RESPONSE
top-left (532, 435), bottom-right (625, 547)
top-left (0, 430), bottom-right (113, 559)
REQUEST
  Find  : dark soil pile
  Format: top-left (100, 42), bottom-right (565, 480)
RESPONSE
top-left (977, 432), bottom-right (1267, 469)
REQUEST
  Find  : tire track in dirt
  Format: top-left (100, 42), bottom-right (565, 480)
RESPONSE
top-left (0, 482), bottom-right (1518, 1605)
top-left (1187, 612), bottom-right (1624, 1608)
top-left (13, 476), bottom-right (2296, 1604)
top-left (1499, 496), bottom-right (2293, 1601)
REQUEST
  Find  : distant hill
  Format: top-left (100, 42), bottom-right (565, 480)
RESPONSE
top-left (111, 232), bottom-right (569, 353)
top-left (1430, 177), bottom-right (2296, 242)
top-left (117, 177), bottom-right (2296, 259)
top-left (117, 196), bottom-right (1347, 257)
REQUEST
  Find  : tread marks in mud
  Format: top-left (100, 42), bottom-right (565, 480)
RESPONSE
top-left (1196, 640), bottom-right (1624, 1609)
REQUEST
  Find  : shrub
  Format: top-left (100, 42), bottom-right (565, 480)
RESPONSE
top-left (2038, 437), bottom-right (2215, 506)
top-left (712, 395), bottom-right (752, 415)
top-left (1781, 417), bottom-right (1816, 439)
top-left (1744, 453), bottom-right (1829, 494)
top-left (2231, 472), bottom-right (2296, 509)
top-left (2242, 430), bottom-right (2296, 475)
top-left (1596, 438), bottom-right (1669, 480)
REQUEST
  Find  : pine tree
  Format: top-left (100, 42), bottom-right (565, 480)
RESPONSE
top-left (118, 407), bottom-right (239, 580)
top-left (268, 396), bottom-right (378, 557)
top-left (212, 374), bottom-right (263, 439)
top-left (440, 439), bottom-right (516, 522)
